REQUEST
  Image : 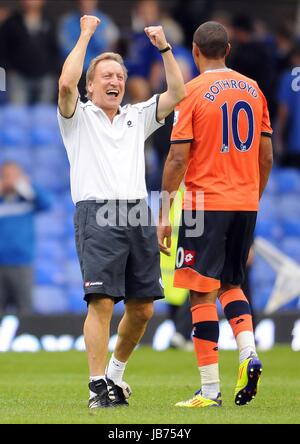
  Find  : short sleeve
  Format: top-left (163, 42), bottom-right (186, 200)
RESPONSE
top-left (171, 94), bottom-right (194, 144)
top-left (57, 97), bottom-right (81, 141)
top-left (134, 94), bottom-right (165, 140)
top-left (258, 87), bottom-right (273, 137)
top-left (278, 72), bottom-right (293, 107)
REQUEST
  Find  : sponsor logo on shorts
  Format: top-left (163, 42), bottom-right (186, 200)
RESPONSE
top-left (85, 281), bottom-right (103, 288)
top-left (184, 250), bottom-right (196, 266)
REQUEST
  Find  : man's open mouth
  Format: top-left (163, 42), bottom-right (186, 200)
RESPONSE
top-left (106, 90), bottom-right (119, 98)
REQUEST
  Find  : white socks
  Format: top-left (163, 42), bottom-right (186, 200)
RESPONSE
top-left (236, 331), bottom-right (257, 363)
top-left (106, 354), bottom-right (127, 385)
top-left (199, 363), bottom-right (220, 400)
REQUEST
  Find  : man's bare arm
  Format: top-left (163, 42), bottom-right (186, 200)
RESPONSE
top-left (157, 142), bottom-right (190, 255)
top-left (58, 15), bottom-right (100, 118)
top-left (259, 135), bottom-right (273, 199)
top-left (144, 26), bottom-right (186, 121)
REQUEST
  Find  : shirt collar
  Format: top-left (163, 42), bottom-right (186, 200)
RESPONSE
top-left (85, 100), bottom-right (123, 116)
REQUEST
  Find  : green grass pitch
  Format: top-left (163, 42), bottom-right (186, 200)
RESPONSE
top-left (0, 346), bottom-right (299, 424)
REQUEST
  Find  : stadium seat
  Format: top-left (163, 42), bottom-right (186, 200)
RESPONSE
top-left (280, 237), bottom-right (300, 262)
top-left (35, 212), bottom-right (66, 239)
top-left (67, 285), bottom-right (85, 313)
top-left (0, 126), bottom-right (30, 147)
top-left (32, 166), bottom-right (70, 192)
top-left (30, 126), bottom-right (62, 147)
top-left (65, 260), bottom-right (82, 285)
top-left (30, 104), bottom-right (59, 129)
top-left (35, 239), bottom-right (66, 262)
top-left (250, 255), bottom-right (276, 284)
top-left (1, 147), bottom-right (33, 173)
top-left (33, 285), bottom-right (70, 314)
top-left (277, 168), bottom-right (300, 194)
top-left (263, 169), bottom-right (279, 195)
top-left (1, 104), bottom-right (31, 129)
top-left (252, 283), bottom-right (274, 311)
top-left (255, 218), bottom-right (282, 240)
top-left (34, 259), bottom-right (66, 286)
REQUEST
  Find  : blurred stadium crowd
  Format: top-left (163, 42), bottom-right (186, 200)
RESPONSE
top-left (0, 0), bottom-right (300, 315)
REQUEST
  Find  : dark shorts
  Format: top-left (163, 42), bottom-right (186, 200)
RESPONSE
top-left (74, 200), bottom-right (164, 303)
top-left (174, 211), bottom-right (257, 292)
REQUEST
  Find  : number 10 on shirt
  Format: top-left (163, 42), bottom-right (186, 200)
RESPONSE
top-left (220, 100), bottom-right (254, 153)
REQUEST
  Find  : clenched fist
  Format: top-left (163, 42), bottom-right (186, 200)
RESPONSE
top-left (80, 15), bottom-right (101, 37)
top-left (144, 26), bottom-right (168, 51)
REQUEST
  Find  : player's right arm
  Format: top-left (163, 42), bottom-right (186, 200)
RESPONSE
top-left (58, 15), bottom-right (100, 118)
top-left (259, 135), bottom-right (273, 199)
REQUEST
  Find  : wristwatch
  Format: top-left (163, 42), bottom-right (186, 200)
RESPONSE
top-left (159, 43), bottom-right (172, 54)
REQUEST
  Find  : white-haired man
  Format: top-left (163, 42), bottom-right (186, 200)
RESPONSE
top-left (57, 15), bottom-right (185, 409)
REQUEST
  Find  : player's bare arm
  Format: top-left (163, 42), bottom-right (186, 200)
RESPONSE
top-left (157, 142), bottom-right (191, 256)
top-left (58, 15), bottom-right (100, 118)
top-left (144, 26), bottom-right (186, 121)
top-left (259, 135), bottom-right (273, 199)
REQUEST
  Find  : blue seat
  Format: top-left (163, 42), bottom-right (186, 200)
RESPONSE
top-left (30, 104), bottom-right (59, 129)
top-left (33, 167), bottom-right (69, 192)
top-left (1, 105), bottom-right (31, 129)
top-left (263, 169), bottom-right (279, 195)
top-left (31, 127), bottom-right (62, 147)
top-left (258, 194), bottom-right (279, 219)
top-left (35, 240), bottom-right (66, 262)
top-left (34, 260), bottom-right (66, 286)
top-left (280, 237), bottom-right (300, 262)
top-left (33, 285), bottom-right (69, 314)
top-left (35, 212), bottom-right (66, 239)
top-left (65, 260), bottom-right (82, 285)
top-left (277, 168), bottom-right (300, 194)
top-left (67, 285), bottom-right (85, 313)
top-left (251, 283), bottom-right (274, 311)
top-left (255, 218), bottom-right (282, 240)
top-left (250, 256), bottom-right (276, 284)
top-left (0, 126), bottom-right (30, 147)
top-left (278, 193), bottom-right (300, 221)
top-left (34, 146), bottom-right (68, 169)
top-left (1, 147), bottom-right (33, 173)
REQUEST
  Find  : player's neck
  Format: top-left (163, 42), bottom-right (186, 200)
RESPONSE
top-left (200, 59), bottom-right (227, 74)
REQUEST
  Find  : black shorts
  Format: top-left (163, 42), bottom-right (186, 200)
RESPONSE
top-left (74, 200), bottom-right (164, 303)
top-left (174, 211), bottom-right (257, 292)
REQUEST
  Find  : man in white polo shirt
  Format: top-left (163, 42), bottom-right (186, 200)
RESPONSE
top-left (57, 15), bottom-right (185, 409)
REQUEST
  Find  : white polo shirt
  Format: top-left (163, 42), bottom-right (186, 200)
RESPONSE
top-left (57, 95), bottom-right (164, 203)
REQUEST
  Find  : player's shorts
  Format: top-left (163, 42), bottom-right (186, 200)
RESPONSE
top-left (174, 211), bottom-right (257, 293)
top-left (74, 200), bottom-right (164, 304)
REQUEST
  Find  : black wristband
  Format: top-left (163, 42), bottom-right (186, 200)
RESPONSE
top-left (159, 44), bottom-right (172, 54)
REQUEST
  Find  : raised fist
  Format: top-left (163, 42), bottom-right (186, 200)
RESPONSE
top-left (80, 15), bottom-right (101, 36)
top-left (144, 26), bottom-right (168, 51)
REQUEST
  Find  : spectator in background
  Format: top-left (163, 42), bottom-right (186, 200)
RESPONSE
top-left (126, 0), bottom-right (161, 82)
top-left (277, 44), bottom-right (300, 168)
top-left (0, 162), bottom-right (52, 315)
top-left (228, 15), bottom-right (276, 120)
top-left (59, 0), bottom-right (120, 99)
top-left (174, 0), bottom-right (215, 47)
top-left (275, 25), bottom-right (295, 76)
top-left (0, 0), bottom-right (59, 105)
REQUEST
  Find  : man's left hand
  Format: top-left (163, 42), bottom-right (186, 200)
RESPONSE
top-left (144, 26), bottom-right (168, 51)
